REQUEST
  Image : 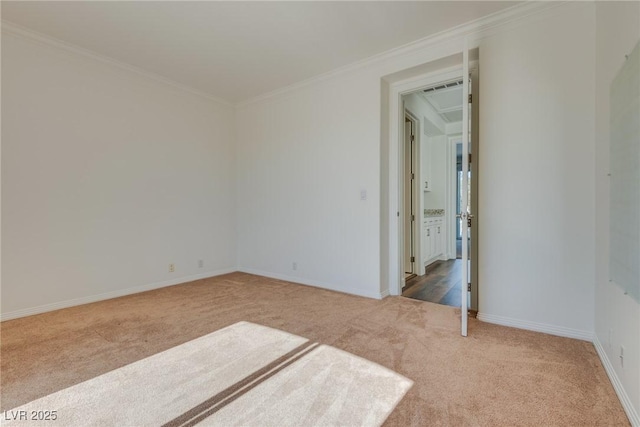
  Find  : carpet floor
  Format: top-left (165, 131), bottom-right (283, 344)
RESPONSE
top-left (3, 321), bottom-right (412, 426)
top-left (0, 272), bottom-right (630, 426)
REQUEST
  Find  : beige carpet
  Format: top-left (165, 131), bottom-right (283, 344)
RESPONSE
top-left (2, 321), bottom-right (411, 426)
top-left (0, 272), bottom-right (631, 426)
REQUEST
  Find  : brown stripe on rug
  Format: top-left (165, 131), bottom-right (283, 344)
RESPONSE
top-left (1, 322), bottom-right (310, 427)
top-left (201, 344), bottom-right (413, 426)
top-left (164, 341), bottom-right (320, 427)
top-left (2, 322), bottom-right (413, 427)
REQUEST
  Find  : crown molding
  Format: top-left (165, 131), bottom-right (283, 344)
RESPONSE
top-left (1, 20), bottom-right (233, 107)
top-left (1, 1), bottom-right (567, 109)
top-left (236, 1), bottom-right (565, 109)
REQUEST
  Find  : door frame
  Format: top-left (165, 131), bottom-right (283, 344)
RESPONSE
top-left (388, 65), bottom-right (463, 296)
top-left (469, 65), bottom-right (479, 313)
top-left (403, 110), bottom-right (421, 280)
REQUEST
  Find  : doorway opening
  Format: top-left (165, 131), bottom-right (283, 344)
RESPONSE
top-left (399, 69), bottom-right (478, 315)
top-left (383, 48), bottom-right (479, 336)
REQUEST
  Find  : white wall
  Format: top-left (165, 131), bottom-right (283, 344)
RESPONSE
top-left (404, 92), bottom-right (446, 136)
top-left (233, 4), bottom-right (633, 415)
top-left (237, 2), bottom-right (600, 339)
top-left (423, 135), bottom-right (447, 210)
top-left (476, 2), bottom-right (596, 338)
top-left (1, 32), bottom-right (237, 317)
top-left (237, 28), bottom-right (474, 298)
top-left (595, 1), bottom-right (640, 421)
top-left (2, 3), bottom-right (635, 418)
top-left (235, 69), bottom-right (383, 298)
top-left (2, 3), bottom-right (607, 346)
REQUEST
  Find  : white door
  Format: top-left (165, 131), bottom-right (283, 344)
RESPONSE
top-left (469, 65), bottom-right (480, 314)
top-left (460, 44), bottom-right (471, 337)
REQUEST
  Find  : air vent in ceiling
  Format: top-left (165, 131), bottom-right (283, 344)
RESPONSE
top-left (423, 79), bottom-right (463, 93)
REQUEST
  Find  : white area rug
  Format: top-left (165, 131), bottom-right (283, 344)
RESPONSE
top-left (3, 322), bottom-right (413, 427)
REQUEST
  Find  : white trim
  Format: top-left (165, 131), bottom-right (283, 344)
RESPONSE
top-left (239, 268), bottom-right (385, 300)
top-left (476, 313), bottom-right (594, 341)
top-left (237, 1), bottom-right (561, 108)
top-left (0, 268), bottom-right (237, 321)
top-left (1, 20), bottom-right (232, 107)
top-left (380, 289), bottom-right (390, 299)
top-left (404, 110), bottom-right (422, 276)
top-left (593, 336), bottom-right (640, 427)
top-left (1, 2), bottom-right (562, 109)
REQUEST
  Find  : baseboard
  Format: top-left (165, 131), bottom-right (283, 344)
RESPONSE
top-left (593, 335), bottom-right (640, 427)
top-left (0, 268), bottom-right (237, 321)
top-left (380, 289), bottom-right (390, 298)
top-left (238, 267), bottom-right (385, 300)
top-left (476, 312), bottom-right (593, 341)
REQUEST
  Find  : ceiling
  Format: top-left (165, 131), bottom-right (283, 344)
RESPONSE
top-left (2, 1), bottom-right (519, 103)
top-left (421, 81), bottom-right (464, 123)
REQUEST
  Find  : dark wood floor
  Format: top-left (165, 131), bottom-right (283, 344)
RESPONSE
top-left (402, 259), bottom-right (461, 307)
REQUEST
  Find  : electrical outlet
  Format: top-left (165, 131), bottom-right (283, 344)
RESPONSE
top-left (292, 262), bottom-right (297, 271)
top-left (169, 263), bottom-right (175, 273)
top-left (620, 345), bottom-right (625, 368)
top-left (198, 259), bottom-right (204, 268)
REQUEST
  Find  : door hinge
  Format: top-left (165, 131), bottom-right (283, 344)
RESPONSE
top-left (467, 283), bottom-right (471, 292)
top-left (468, 153), bottom-right (472, 164)
top-left (411, 214), bottom-right (415, 221)
top-left (411, 173), bottom-right (415, 180)
top-left (411, 256), bottom-right (415, 263)
top-left (468, 94), bottom-right (472, 103)
top-left (411, 135), bottom-right (415, 142)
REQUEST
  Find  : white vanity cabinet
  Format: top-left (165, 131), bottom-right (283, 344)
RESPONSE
top-left (423, 217), bottom-right (444, 266)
